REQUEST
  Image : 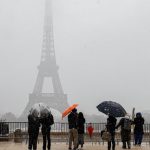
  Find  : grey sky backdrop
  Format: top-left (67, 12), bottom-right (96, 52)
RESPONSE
top-left (0, 0), bottom-right (150, 117)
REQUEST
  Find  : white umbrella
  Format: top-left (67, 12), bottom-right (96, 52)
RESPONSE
top-left (30, 103), bottom-right (51, 118)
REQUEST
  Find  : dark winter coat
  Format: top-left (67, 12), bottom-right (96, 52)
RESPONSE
top-left (68, 112), bottom-right (78, 129)
top-left (106, 115), bottom-right (117, 133)
top-left (77, 117), bottom-right (85, 134)
top-left (133, 117), bottom-right (144, 134)
top-left (28, 114), bottom-right (40, 136)
top-left (40, 114), bottom-right (54, 135)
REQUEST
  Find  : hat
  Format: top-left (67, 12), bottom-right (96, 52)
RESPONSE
top-left (136, 112), bottom-right (142, 117)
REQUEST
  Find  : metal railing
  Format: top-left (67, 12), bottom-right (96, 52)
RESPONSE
top-left (0, 122), bottom-right (150, 144)
top-left (0, 122), bottom-right (107, 134)
top-left (0, 122), bottom-right (150, 133)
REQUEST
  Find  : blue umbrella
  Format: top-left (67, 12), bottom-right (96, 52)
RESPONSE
top-left (97, 101), bottom-right (126, 117)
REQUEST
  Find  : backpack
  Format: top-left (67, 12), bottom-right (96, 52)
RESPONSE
top-left (123, 118), bottom-right (131, 130)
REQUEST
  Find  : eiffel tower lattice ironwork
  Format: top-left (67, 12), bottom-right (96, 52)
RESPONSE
top-left (20, 0), bottom-right (69, 120)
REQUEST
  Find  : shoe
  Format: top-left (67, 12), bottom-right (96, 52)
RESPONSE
top-left (68, 148), bottom-right (72, 150)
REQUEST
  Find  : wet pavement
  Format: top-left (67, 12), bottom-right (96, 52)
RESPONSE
top-left (0, 142), bottom-right (149, 150)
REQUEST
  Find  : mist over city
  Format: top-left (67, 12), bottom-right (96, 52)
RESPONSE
top-left (0, 0), bottom-right (150, 122)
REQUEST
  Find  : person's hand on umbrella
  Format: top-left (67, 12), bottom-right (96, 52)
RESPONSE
top-left (62, 104), bottom-right (78, 119)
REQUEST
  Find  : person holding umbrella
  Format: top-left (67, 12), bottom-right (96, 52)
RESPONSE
top-left (97, 101), bottom-right (126, 150)
top-left (29, 103), bottom-right (54, 150)
top-left (106, 114), bottom-right (117, 150)
top-left (28, 109), bottom-right (40, 150)
top-left (40, 112), bottom-right (54, 150)
top-left (68, 108), bottom-right (78, 150)
top-left (62, 104), bottom-right (79, 150)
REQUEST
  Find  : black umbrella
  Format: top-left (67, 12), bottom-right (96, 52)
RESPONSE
top-left (97, 101), bottom-right (126, 117)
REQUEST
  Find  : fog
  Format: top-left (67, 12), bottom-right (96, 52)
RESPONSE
top-left (0, 0), bottom-right (150, 117)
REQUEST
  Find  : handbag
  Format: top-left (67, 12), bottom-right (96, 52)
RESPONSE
top-left (101, 129), bottom-right (111, 141)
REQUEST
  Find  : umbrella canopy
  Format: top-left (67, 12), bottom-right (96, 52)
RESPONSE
top-left (30, 103), bottom-right (51, 118)
top-left (62, 104), bottom-right (78, 118)
top-left (97, 101), bottom-right (126, 117)
top-left (29, 108), bottom-right (39, 118)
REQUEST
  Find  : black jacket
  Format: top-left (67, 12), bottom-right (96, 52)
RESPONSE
top-left (106, 116), bottom-right (117, 133)
top-left (68, 112), bottom-right (78, 129)
top-left (40, 114), bottom-right (54, 134)
top-left (77, 117), bottom-right (85, 134)
top-left (133, 117), bottom-right (144, 134)
top-left (28, 114), bottom-right (40, 135)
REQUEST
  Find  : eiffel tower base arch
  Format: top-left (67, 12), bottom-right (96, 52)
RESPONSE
top-left (19, 93), bottom-right (69, 121)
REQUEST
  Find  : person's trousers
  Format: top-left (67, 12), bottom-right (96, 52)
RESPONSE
top-left (78, 134), bottom-right (84, 147)
top-left (28, 133), bottom-right (38, 150)
top-left (108, 132), bottom-right (115, 150)
top-left (68, 128), bottom-right (78, 149)
top-left (134, 132), bottom-right (143, 145)
top-left (42, 132), bottom-right (51, 150)
top-left (122, 141), bottom-right (131, 149)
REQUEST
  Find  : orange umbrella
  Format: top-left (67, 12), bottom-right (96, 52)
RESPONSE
top-left (62, 104), bottom-right (78, 118)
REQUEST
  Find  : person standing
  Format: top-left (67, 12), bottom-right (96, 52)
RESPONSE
top-left (28, 111), bottom-right (40, 150)
top-left (77, 112), bottom-right (85, 149)
top-left (106, 115), bottom-right (117, 150)
top-left (87, 123), bottom-right (94, 139)
top-left (40, 112), bottom-right (54, 150)
top-left (68, 108), bottom-right (78, 150)
top-left (133, 112), bottom-right (144, 146)
top-left (116, 115), bottom-right (132, 149)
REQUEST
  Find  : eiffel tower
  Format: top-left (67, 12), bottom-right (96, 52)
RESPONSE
top-left (20, 0), bottom-right (69, 121)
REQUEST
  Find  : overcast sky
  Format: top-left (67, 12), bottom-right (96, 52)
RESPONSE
top-left (0, 0), bottom-right (150, 117)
